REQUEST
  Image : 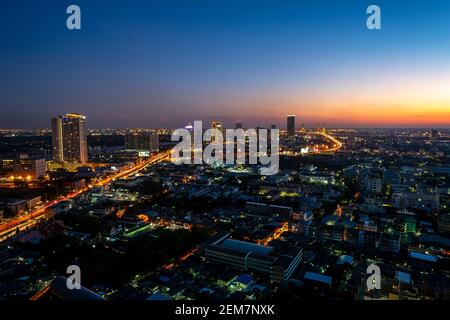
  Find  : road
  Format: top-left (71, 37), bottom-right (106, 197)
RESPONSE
top-left (0, 132), bottom-right (342, 242)
top-left (0, 150), bottom-right (170, 242)
top-left (317, 131), bottom-right (343, 153)
top-left (300, 130), bottom-right (343, 154)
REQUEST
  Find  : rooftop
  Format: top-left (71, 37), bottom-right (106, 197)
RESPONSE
top-left (409, 251), bottom-right (439, 263)
top-left (221, 239), bottom-right (274, 256)
top-left (304, 272), bottom-right (332, 285)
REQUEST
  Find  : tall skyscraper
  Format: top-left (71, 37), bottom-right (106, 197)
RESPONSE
top-left (0, 155), bottom-right (46, 179)
top-left (235, 122), bottom-right (243, 129)
top-left (51, 113), bottom-right (88, 164)
top-left (51, 117), bottom-right (64, 163)
top-left (287, 115), bottom-right (295, 138)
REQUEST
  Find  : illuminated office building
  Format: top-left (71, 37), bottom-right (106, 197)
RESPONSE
top-left (51, 113), bottom-right (88, 164)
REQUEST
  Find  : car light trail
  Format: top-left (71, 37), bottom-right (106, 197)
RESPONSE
top-left (0, 150), bottom-right (170, 242)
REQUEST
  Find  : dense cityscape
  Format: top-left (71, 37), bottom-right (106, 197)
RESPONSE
top-left (0, 114), bottom-right (448, 301)
top-left (1, 2), bottom-right (450, 315)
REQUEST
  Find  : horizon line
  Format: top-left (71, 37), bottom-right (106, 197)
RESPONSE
top-left (1, 126), bottom-right (450, 131)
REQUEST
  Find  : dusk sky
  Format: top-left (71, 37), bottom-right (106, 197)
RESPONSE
top-left (1, 0), bottom-right (450, 129)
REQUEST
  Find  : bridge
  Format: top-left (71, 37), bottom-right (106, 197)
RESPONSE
top-left (282, 129), bottom-right (343, 155)
top-left (315, 130), bottom-right (343, 153)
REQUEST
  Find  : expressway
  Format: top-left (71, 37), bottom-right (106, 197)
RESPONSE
top-left (280, 130), bottom-right (343, 156)
top-left (316, 131), bottom-right (343, 153)
top-left (0, 150), bottom-right (170, 242)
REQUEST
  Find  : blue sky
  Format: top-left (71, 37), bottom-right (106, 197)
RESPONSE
top-left (1, 0), bottom-right (450, 128)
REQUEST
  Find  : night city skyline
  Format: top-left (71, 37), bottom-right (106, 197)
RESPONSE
top-left (0, 0), bottom-right (449, 311)
top-left (1, 0), bottom-right (450, 129)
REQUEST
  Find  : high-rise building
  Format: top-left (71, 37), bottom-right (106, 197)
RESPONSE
top-left (51, 113), bottom-right (88, 164)
top-left (125, 133), bottom-right (159, 153)
top-left (51, 117), bottom-right (64, 163)
top-left (211, 121), bottom-right (223, 143)
top-left (235, 122), bottom-right (243, 129)
top-left (287, 115), bottom-right (295, 138)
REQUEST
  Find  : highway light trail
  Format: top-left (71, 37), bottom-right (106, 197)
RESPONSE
top-left (0, 150), bottom-right (170, 242)
top-left (317, 131), bottom-right (343, 153)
